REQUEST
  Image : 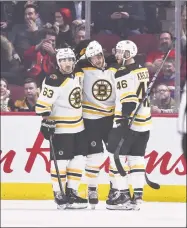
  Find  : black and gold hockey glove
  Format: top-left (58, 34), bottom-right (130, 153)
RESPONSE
top-left (40, 119), bottom-right (56, 140)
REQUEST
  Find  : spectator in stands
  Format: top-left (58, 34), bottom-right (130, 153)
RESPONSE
top-left (72, 20), bottom-right (86, 47)
top-left (157, 58), bottom-right (186, 95)
top-left (14, 78), bottom-right (38, 112)
top-left (54, 8), bottom-right (73, 47)
top-left (0, 35), bottom-right (24, 85)
top-left (155, 58), bottom-right (176, 97)
top-left (91, 1), bottom-right (145, 38)
top-left (143, 2), bottom-right (161, 34)
top-left (36, 1), bottom-right (57, 25)
top-left (145, 31), bottom-right (176, 74)
top-left (24, 1), bottom-right (43, 28)
top-left (0, 78), bottom-right (14, 112)
top-left (43, 8), bottom-right (73, 48)
top-left (151, 84), bottom-right (176, 114)
top-left (1, 2), bottom-right (29, 29)
top-left (56, 1), bottom-right (85, 20)
top-left (0, 1), bottom-right (17, 36)
top-left (9, 4), bottom-right (42, 60)
top-left (24, 29), bottom-right (57, 87)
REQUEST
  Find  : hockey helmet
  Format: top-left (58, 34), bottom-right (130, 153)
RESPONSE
top-left (115, 40), bottom-right (138, 60)
top-left (85, 40), bottom-right (103, 58)
top-left (56, 48), bottom-right (76, 73)
top-left (56, 48), bottom-right (76, 68)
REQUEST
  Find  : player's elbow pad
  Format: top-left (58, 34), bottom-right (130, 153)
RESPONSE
top-left (122, 102), bottom-right (137, 117)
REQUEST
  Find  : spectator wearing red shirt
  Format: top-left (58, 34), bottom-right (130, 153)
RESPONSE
top-left (9, 4), bottom-right (43, 60)
top-left (24, 29), bottom-right (57, 87)
top-left (145, 31), bottom-right (176, 75)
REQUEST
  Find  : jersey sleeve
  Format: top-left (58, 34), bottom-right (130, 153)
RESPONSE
top-left (35, 77), bottom-right (60, 116)
top-left (115, 70), bottom-right (139, 116)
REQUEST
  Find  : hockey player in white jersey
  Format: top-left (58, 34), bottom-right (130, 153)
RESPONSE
top-left (106, 40), bottom-right (152, 210)
top-left (178, 82), bottom-right (186, 159)
top-left (78, 40), bottom-right (119, 209)
top-left (35, 48), bottom-right (88, 209)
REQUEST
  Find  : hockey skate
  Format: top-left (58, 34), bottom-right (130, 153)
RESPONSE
top-left (88, 187), bottom-right (99, 210)
top-left (106, 189), bottom-right (132, 210)
top-left (54, 191), bottom-right (68, 210)
top-left (66, 188), bottom-right (88, 209)
top-left (131, 193), bottom-right (143, 211)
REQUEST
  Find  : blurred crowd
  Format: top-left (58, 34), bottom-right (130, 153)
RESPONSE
top-left (0, 1), bottom-right (186, 114)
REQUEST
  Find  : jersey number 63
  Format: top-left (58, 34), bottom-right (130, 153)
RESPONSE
top-left (43, 87), bottom-right (54, 98)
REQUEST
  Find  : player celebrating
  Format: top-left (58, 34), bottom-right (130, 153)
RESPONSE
top-left (106, 40), bottom-right (152, 210)
top-left (35, 48), bottom-right (87, 210)
top-left (78, 40), bottom-right (119, 209)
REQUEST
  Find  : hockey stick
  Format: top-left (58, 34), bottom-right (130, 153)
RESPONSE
top-left (114, 39), bottom-right (176, 187)
top-left (49, 135), bottom-right (65, 196)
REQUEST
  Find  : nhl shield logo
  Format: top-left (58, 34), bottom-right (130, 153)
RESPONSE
top-left (58, 150), bottom-right (64, 155)
top-left (91, 141), bottom-right (96, 147)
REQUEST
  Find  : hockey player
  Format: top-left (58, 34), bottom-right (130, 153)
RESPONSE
top-left (106, 40), bottom-right (152, 210)
top-left (35, 48), bottom-right (88, 209)
top-left (78, 40), bottom-right (119, 208)
top-left (178, 82), bottom-right (186, 159)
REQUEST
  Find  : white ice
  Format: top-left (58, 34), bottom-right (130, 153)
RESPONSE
top-left (1, 200), bottom-right (186, 227)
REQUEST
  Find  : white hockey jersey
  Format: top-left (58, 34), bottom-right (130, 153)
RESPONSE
top-left (114, 63), bottom-right (152, 132)
top-left (35, 68), bottom-right (84, 134)
top-left (178, 82), bottom-right (186, 134)
top-left (81, 62), bottom-right (118, 119)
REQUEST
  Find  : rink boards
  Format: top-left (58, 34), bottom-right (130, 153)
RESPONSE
top-left (0, 114), bottom-right (186, 202)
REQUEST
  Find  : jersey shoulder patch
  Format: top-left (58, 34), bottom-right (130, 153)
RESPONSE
top-left (45, 72), bottom-right (62, 87)
top-left (49, 74), bottom-right (58, 80)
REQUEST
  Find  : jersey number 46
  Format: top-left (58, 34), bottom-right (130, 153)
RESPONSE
top-left (137, 81), bottom-right (150, 107)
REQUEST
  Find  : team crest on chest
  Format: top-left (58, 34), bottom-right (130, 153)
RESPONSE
top-left (92, 80), bottom-right (112, 101)
top-left (69, 87), bottom-right (82, 109)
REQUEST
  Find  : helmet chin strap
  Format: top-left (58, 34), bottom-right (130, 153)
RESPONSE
top-left (122, 58), bottom-right (126, 66)
top-left (122, 54), bottom-right (134, 66)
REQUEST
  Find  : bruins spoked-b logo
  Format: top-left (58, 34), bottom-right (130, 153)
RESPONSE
top-left (92, 80), bottom-right (112, 101)
top-left (69, 87), bottom-right (82, 109)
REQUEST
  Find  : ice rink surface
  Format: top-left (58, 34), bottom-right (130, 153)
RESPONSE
top-left (1, 200), bottom-right (186, 227)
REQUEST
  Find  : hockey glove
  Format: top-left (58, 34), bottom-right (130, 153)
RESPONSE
top-left (107, 117), bottom-right (128, 153)
top-left (115, 117), bottom-right (129, 129)
top-left (40, 119), bottom-right (56, 140)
